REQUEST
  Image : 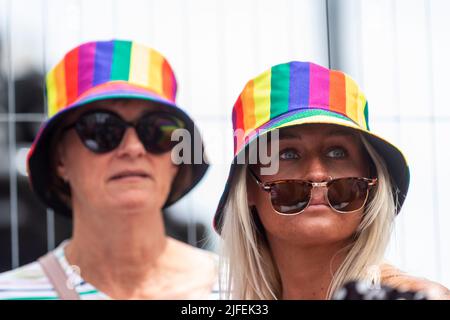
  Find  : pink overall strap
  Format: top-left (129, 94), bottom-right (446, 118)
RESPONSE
top-left (38, 252), bottom-right (81, 300)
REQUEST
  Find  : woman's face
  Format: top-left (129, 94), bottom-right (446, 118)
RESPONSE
top-left (55, 99), bottom-right (179, 214)
top-left (247, 123), bottom-right (372, 247)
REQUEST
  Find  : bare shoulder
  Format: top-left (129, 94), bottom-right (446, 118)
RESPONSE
top-left (168, 238), bottom-right (217, 263)
top-left (164, 238), bottom-right (218, 298)
top-left (380, 263), bottom-right (450, 300)
top-left (167, 238), bottom-right (218, 277)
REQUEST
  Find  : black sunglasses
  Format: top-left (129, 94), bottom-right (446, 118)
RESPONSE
top-left (63, 109), bottom-right (185, 154)
top-left (249, 168), bottom-right (377, 215)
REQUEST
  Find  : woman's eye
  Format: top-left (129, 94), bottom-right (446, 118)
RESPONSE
top-left (326, 147), bottom-right (347, 158)
top-left (279, 149), bottom-right (300, 160)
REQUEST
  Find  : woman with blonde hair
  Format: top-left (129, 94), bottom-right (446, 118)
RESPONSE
top-left (214, 61), bottom-right (449, 300)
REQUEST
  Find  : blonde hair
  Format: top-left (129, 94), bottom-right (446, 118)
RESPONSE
top-left (219, 133), bottom-right (399, 299)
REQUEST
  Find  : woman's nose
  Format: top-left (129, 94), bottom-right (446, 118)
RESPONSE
top-left (300, 157), bottom-right (332, 203)
top-left (302, 156), bottom-right (331, 182)
top-left (116, 127), bottom-right (146, 157)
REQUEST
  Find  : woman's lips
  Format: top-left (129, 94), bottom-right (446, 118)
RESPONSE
top-left (109, 171), bottom-right (151, 181)
top-left (307, 204), bottom-right (329, 208)
top-left (302, 204), bottom-right (330, 212)
top-left (112, 175), bottom-right (148, 181)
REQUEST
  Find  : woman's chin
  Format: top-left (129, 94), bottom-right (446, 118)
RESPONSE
top-left (294, 217), bottom-right (338, 234)
top-left (108, 192), bottom-right (157, 212)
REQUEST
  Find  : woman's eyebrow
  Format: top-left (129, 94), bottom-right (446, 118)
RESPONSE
top-left (326, 129), bottom-right (357, 138)
top-left (279, 131), bottom-right (302, 140)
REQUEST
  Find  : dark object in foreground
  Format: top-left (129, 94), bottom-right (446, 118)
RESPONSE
top-left (333, 280), bottom-right (428, 300)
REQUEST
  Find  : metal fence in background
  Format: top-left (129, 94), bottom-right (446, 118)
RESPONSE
top-left (0, 0), bottom-right (448, 289)
top-left (0, 0), bottom-right (328, 271)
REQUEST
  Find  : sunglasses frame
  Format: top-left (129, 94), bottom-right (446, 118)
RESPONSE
top-left (62, 109), bottom-right (185, 154)
top-left (248, 168), bottom-right (377, 215)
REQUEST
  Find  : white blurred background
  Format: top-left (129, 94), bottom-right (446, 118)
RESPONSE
top-left (0, 0), bottom-right (448, 288)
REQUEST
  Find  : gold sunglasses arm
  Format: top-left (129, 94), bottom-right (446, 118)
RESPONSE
top-left (366, 177), bottom-right (378, 187)
top-left (248, 168), bottom-right (272, 192)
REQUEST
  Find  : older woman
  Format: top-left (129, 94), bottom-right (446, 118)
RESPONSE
top-left (0, 40), bottom-right (217, 300)
top-left (214, 61), bottom-right (450, 300)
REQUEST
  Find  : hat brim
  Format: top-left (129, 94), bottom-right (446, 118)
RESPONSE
top-left (213, 108), bottom-right (410, 234)
top-left (28, 82), bottom-right (209, 216)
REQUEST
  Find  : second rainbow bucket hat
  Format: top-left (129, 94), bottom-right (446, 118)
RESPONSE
top-left (27, 39), bottom-right (208, 216)
top-left (214, 61), bottom-right (410, 233)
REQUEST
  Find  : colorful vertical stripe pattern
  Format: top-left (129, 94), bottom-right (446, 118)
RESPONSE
top-left (45, 40), bottom-right (177, 117)
top-left (232, 61), bottom-right (369, 154)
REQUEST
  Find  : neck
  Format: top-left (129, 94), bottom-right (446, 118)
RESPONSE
top-left (65, 201), bottom-right (168, 298)
top-left (268, 237), bottom-right (351, 300)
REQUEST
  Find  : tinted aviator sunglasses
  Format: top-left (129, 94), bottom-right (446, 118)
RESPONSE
top-left (63, 109), bottom-right (185, 154)
top-left (248, 168), bottom-right (377, 215)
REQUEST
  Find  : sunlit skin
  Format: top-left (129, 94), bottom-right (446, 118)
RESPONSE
top-left (54, 99), bottom-right (216, 299)
top-left (247, 123), bottom-right (372, 299)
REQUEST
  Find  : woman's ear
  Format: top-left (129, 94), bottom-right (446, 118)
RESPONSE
top-left (55, 142), bottom-right (68, 182)
top-left (172, 162), bottom-right (180, 181)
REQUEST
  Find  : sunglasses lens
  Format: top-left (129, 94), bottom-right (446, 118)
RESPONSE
top-left (270, 181), bottom-right (311, 214)
top-left (137, 113), bottom-right (184, 154)
top-left (328, 178), bottom-right (369, 212)
top-left (75, 112), bottom-right (125, 153)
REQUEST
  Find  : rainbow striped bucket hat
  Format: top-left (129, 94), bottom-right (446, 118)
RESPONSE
top-left (214, 61), bottom-right (410, 233)
top-left (27, 39), bottom-right (208, 216)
